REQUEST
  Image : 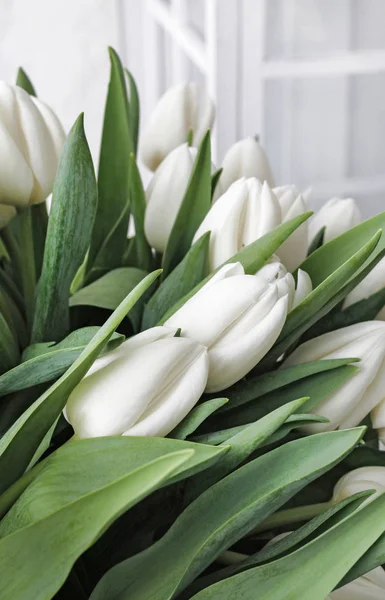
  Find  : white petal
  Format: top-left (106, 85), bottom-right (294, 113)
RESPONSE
top-left (332, 467), bottom-right (385, 503)
top-left (292, 269), bottom-right (312, 309)
top-left (308, 197), bottom-right (362, 244)
top-left (32, 97), bottom-right (66, 162)
top-left (344, 257), bottom-right (385, 310)
top-left (275, 194), bottom-right (309, 271)
top-left (242, 180), bottom-right (281, 245)
top-left (0, 120), bottom-right (33, 206)
top-left (220, 137), bottom-right (274, 192)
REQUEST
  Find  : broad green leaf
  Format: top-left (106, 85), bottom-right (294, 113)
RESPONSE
top-left (0, 312), bottom-right (19, 374)
top-left (307, 226), bottom-right (325, 256)
top-left (16, 67), bottom-right (36, 95)
top-left (300, 211), bottom-right (385, 286)
top-left (32, 114), bottom-right (97, 343)
top-left (170, 398), bottom-right (229, 440)
top-left (190, 492), bottom-right (385, 600)
top-left (160, 212), bottom-right (312, 324)
top-left (0, 270), bottom-right (161, 494)
top-left (126, 70), bottom-right (140, 155)
top-left (87, 47), bottom-right (131, 272)
top-left (143, 232), bottom-right (210, 329)
top-left (70, 267), bottom-right (148, 331)
top-left (90, 428), bottom-right (364, 600)
top-left (0, 436), bottom-right (227, 535)
top-left (129, 154), bottom-right (153, 271)
top-left (340, 532), bottom-right (385, 587)
top-left (0, 451), bottom-right (192, 600)
top-left (0, 328), bottom-right (123, 397)
top-left (162, 131), bottom-right (212, 276)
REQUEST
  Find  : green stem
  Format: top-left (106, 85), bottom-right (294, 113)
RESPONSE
top-left (18, 207), bottom-right (36, 333)
top-left (251, 502), bottom-right (333, 534)
top-left (217, 550), bottom-right (248, 566)
top-left (1, 226), bottom-right (23, 290)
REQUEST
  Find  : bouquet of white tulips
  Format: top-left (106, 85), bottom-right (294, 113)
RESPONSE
top-left (2, 48), bottom-right (385, 600)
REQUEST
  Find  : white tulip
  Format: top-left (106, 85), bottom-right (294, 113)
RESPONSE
top-left (219, 137), bottom-right (274, 192)
top-left (0, 205), bottom-right (16, 229)
top-left (330, 567), bottom-right (385, 599)
top-left (193, 178), bottom-right (281, 272)
top-left (65, 326), bottom-right (209, 438)
top-left (344, 257), bottom-right (385, 320)
top-left (274, 185), bottom-right (309, 271)
top-left (140, 83), bottom-right (215, 171)
top-left (308, 197), bottom-right (362, 245)
top-left (284, 322), bottom-right (385, 432)
top-left (332, 467), bottom-right (385, 503)
top-left (165, 262), bottom-right (289, 392)
top-left (256, 258), bottom-right (312, 310)
top-left (0, 82), bottom-right (65, 207)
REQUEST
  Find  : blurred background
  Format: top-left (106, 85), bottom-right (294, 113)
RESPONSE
top-left (1, 0), bottom-right (384, 215)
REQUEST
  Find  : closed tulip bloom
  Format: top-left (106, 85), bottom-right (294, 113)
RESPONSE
top-left (274, 185), bottom-right (309, 271)
top-left (330, 567), bottom-right (385, 599)
top-left (308, 197), bottom-right (362, 245)
top-left (284, 322), bottom-right (385, 432)
top-left (257, 258), bottom-right (312, 310)
top-left (165, 262), bottom-right (289, 392)
top-left (0, 82), bottom-right (65, 207)
top-left (65, 326), bottom-right (209, 438)
top-left (140, 83), bottom-right (215, 171)
top-left (344, 257), bottom-right (385, 320)
top-left (193, 178), bottom-right (281, 272)
top-left (219, 137), bottom-right (274, 192)
top-left (332, 467), bottom-right (385, 503)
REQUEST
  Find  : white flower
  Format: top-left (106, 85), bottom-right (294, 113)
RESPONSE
top-left (257, 257), bottom-right (312, 310)
top-left (193, 178), bottom-right (281, 272)
top-left (308, 197), bottom-right (362, 245)
top-left (274, 185), bottom-right (310, 271)
top-left (219, 137), bottom-right (274, 192)
top-left (144, 143), bottom-right (219, 253)
top-left (65, 326), bottom-right (209, 438)
top-left (0, 82), bottom-right (65, 206)
top-left (332, 467), bottom-right (385, 503)
top-left (140, 83), bottom-right (215, 171)
top-left (344, 257), bottom-right (385, 320)
top-left (284, 322), bottom-right (385, 432)
top-left (330, 567), bottom-right (385, 599)
top-left (165, 262), bottom-right (289, 392)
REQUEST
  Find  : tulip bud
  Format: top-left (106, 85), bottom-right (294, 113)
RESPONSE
top-left (273, 185), bottom-right (309, 271)
top-left (0, 82), bottom-right (65, 207)
top-left (284, 322), bottom-right (385, 432)
top-left (193, 178), bottom-right (281, 272)
top-left (65, 326), bottom-right (209, 438)
top-left (219, 137), bottom-right (274, 192)
top-left (144, 143), bottom-right (219, 253)
top-left (343, 257), bottom-right (385, 320)
top-left (332, 467), bottom-right (385, 503)
top-left (140, 83), bottom-right (215, 171)
top-left (308, 197), bottom-right (362, 245)
top-left (256, 257), bottom-right (312, 310)
top-left (165, 262), bottom-right (289, 392)
top-left (329, 568), bottom-right (385, 600)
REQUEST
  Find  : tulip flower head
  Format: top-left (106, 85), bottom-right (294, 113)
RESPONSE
top-left (65, 327), bottom-right (209, 438)
top-left (308, 197), bottom-right (362, 245)
top-left (193, 178), bottom-right (281, 272)
top-left (165, 262), bottom-right (289, 392)
top-left (140, 82), bottom-right (215, 171)
top-left (344, 257), bottom-right (385, 320)
top-left (273, 185), bottom-right (310, 271)
top-left (219, 137), bottom-right (275, 192)
top-left (284, 321), bottom-right (385, 432)
top-left (332, 467), bottom-right (385, 503)
top-left (256, 257), bottom-right (312, 310)
top-left (0, 82), bottom-right (65, 207)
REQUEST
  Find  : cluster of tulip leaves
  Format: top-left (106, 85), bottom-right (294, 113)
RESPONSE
top-left (2, 49), bottom-right (385, 600)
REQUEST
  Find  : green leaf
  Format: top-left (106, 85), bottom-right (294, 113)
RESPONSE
top-left (16, 67), bottom-right (36, 95)
top-left (0, 312), bottom-right (19, 374)
top-left (211, 168), bottom-right (223, 199)
top-left (340, 532), bottom-right (385, 587)
top-left (170, 398), bottom-right (229, 440)
top-left (128, 154), bottom-right (153, 271)
top-left (0, 270), bottom-right (161, 495)
top-left (87, 47), bottom-right (132, 272)
top-left (300, 211), bottom-right (385, 287)
top-left (0, 436), bottom-right (227, 535)
top-left (162, 131), bottom-right (212, 277)
top-left (0, 451), bottom-right (192, 600)
top-left (90, 428), bottom-right (364, 600)
top-left (32, 114), bottom-right (97, 343)
top-left (30, 202), bottom-right (48, 279)
top-left (126, 70), bottom-right (140, 155)
top-left (160, 212), bottom-right (312, 324)
top-left (143, 232), bottom-right (210, 329)
top-left (0, 328), bottom-right (123, 397)
top-left (190, 492), bottom-right (385, 600)
top-left (307, 226), bottom-right (325, 256)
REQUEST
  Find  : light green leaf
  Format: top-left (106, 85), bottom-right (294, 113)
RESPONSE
top-left (126, 70), bottom-right (140, 155)
top-left (0, 451), bottom-right (192, 600)
top-left (0, 328), bottom-right (123, 397)
top-left (128, 154), bottom-right (153, 271)
top-left (170, 397), bottom-right (229, 440)
top-left (90, 428), bottom-right (364, 600)
top-left (16, 67), bottom-right (36, 95)
top-left (0, 269), bottom-right (161, 495)
top-left (32, 114), bottom-right (97, 343)
top-left (162, 131), bottom-right (212, 277)
top-left (87, 47), bottom-right (132, 272)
